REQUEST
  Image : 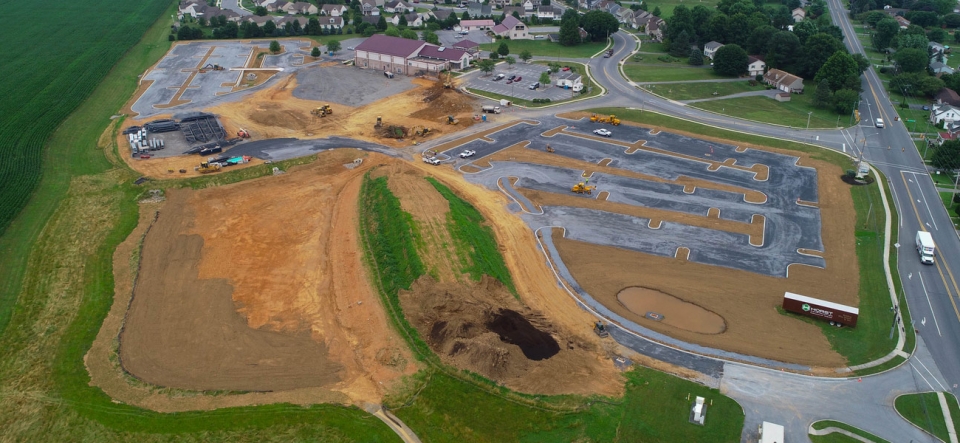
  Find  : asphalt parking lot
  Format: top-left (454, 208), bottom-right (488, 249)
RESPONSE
top-left (293, 64), bottom-right (417, 107)
top-left (466, 64), bottom-right (576, 102)
top-left (435, 30), bottom-right (493, 48)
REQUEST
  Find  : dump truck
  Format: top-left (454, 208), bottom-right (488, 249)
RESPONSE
top-left (482, 105), bottom-right (501, 114)
top-left (572, 182), bottom-right (595, 194)
top-left (917, 231), bottom-right (936, 264)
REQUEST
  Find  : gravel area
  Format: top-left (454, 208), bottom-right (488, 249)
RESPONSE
top-left (292, 64), bottom-right (418, 106)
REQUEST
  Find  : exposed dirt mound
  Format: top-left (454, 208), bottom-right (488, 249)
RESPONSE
top-left (248, 102), bottom-right (313, 130)
top-left (410, 86), bottom-right (476, 123)
top-left (400, 275), bottom-right (613, 394)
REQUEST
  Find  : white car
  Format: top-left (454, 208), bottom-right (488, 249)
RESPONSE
top-left (459, 149), bottom-right (476, 158)
top-left (423, 156), bottom-right (440, 165)
top-left (593, 128), bottom-right (612, 137)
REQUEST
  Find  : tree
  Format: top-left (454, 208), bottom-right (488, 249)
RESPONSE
top-left (269, 40), bottom-right (281, 54)
top-left (933, 139), bottom-right (960, 171)
top-left (814, 78), bottom-right (833, 108)
top-left (893, 47), bottom-right (928, 73)
top-left (713, 44), bottom-right (748, 76)
top-left (944, 13), bottom-right (960, 28)
top-left (832, 88), bottom-right (860, 114)
top-left (852, 53), bottom-right (870, 73)
top-left (896, 33), bottom-right (929, 50)
top-left (519, 49), bottom-right (532, 63)
top-left (864, 11), bottom-right (887, 27)
top-left (580, 10), bottom-right (619, 42)
top-left (462, 11), bottom-right (471, 20)
top-left (850, 0), bottom-right (876, 14)
top-left (399, 14), bottom-right (408, 27)
top-left (477, 59), bottom-right (496, 74)
top-left (747, 25), bottom-right (777, 55)
top-left (498, 42), bottom-right (510, 56)
top-left (490, 52), bottom-right (499, 59)
top-left (725, 13), bottom-right (751, 47)
top-left (918, 76), bottom-right (946, 97)
top-left (874, 18), bottom-right (899, 50)
top-left (198, 17), bottom-right (207, 27)
top-left (312, 46), bottom-right (321, 57)
top-left (307, 17), bottom-right (321, 35)
top-left (385, 26), bottom-right (400, 37)
top-left (548, 61), bottom-right (561, 72)
top-left (423, 29), bottom-right (440, 44)
top-left (263, 20), bottom-right (277, 35)
top-left (771, 5), bottom-right (794, 29)
top-left (942, 72), bottom-right (960, 92)
top-left (377, 15), bottom-right (388, 31)
top-left (809, 0), bottom-right (826, 16)
top-left (815, 52), bottom-right (861, 91)
top-left (559, 13), bottom-right (581, 46)
top-left (505, 55), bottom-right (516, 66)
top-left (400, 28), bottom-right (418, 39)
top-left (905, 11), bottom-right (938, 27)
top-left (669, 30), bottom-right (691, 57)
top-left (539, 70), bottom-right (551, 85)
top-left (254, 6), bottom-right (268, 16)
top-left (327, 39), bottom-right (341, 53)
top-left (928, 28), bottom-right (949, 44)
top-left (793, 20), bottom-right (819, 45)
top-left (799, 33), bottom-right (844, 78)
top-left (765, 31), bottom-right (801, 73)
top-left (689, 48), bottom-right (704, 66)
top-left (652, 6), bottom-right (661, 16)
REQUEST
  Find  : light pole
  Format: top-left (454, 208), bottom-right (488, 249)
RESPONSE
top-left (807, 111), bottom-right (812, 129)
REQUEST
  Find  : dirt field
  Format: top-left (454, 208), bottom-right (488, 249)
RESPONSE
top-left (116, 150), bottom-right (418, 404)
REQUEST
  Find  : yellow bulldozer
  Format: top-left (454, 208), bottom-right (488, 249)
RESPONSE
top-left (311, 104), bottom-right (333, 117)
top-left (571, 182), bottom-right (595, 194)
top-left (196, 162), bottom-right (222, 174)
top-left (590, 114), bottom-right (621, 125)
top-left (411, 125), bottom-right (431, 137)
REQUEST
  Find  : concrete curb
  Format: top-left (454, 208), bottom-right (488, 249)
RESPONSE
top-left (807, 422), bottom-right (877, 442)
top-left (462, 60), bottom-right (606, 110)
top-left (939, 392), bottom-right (960, 443)
top-left (893, 392), bottom-right (951, 443)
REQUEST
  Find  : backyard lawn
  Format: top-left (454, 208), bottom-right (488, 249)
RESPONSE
top-left (691, 92), bottom-right (848, 128)
top-left (641, 0), bottom-right (720, 17)
top-left (480, 39), bottom-right (608, 59)
top-left (647, 81), bottom-right (765, 101)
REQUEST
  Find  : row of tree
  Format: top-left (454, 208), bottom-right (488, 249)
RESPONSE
top-left (557, 9), bottom-right (619, 46)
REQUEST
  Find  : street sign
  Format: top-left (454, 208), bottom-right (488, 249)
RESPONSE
top-left (906, 119), bottom-right (916, 123)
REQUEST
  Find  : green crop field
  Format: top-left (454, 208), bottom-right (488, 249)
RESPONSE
top-left (0, 0), bottom-right (170, 237)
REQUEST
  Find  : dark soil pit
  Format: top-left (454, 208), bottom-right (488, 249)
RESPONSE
top-left (485, 309), bottom-right (560, 361)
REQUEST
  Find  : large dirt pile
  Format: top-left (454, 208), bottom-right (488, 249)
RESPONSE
top-left (400, 275), bottom-right (614, 395)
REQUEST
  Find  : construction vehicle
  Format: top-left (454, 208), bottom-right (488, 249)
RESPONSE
top-left (447, 115), bottom-right (459, 125)
top-left (237, 128), bottom-right (250, 138)
top-left (441, 71), bottom-right (454, 88)
top-left (199, 64), bottom-right (224, 73)
top-left (593, 321), bottom-right (609, 338)
top-left (375, 116), bottom-right (382, 128)
top-left (196, 162), bottom-right (222, 174)
top-left (571, 182), bottom-right (595, 194)
top-left (311, 104), bottom-right (333, 117)
top-left (411, 125), bottom-right (430, 137)
top-left (545, 144), bottom-right (555, 153)
top-left (590, 114), bottom-right (621, 125)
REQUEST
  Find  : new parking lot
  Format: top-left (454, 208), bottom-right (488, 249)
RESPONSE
top-left (465, 63), bottom-right (577, 102)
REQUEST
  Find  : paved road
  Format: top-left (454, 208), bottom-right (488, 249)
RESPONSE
top-left (220, 0), bottom-right (251, 16)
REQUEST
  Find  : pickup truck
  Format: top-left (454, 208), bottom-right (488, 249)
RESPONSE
top-left (423, 156), bottom-right (440, 165)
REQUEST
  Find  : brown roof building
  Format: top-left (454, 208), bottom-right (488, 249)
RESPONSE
top-left (354, 34), bottom-right (470, 75)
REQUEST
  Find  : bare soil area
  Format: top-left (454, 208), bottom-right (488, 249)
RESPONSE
top-left (115, 150), bottom-right (417, 404)
top-left (617, 287), bottom-right (726, 334)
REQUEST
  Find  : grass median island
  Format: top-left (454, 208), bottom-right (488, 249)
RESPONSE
top-left (895, 392), bottom-right (960, 442)
top-left (690, 93), bottom-right (846, 129)
top-left (426, 178), bottom-right (516, 294)
top-left (623, 64), bottom-right (726, 82)
top-left (809, 420), bottom-right (891, 443)
top-left (587, 108), bottom-right (908, 367)
top-left (646, 81), bottom-right (765, 101)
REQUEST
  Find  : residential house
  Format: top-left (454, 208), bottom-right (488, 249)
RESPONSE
top-left (748, 56), bottom-right (766, 76)
top-left (360, 15), bottom-right (381, 25)
top-left (895, 16), bottom-right (910, 29)
top-left (503, 6), bottom-right (525, 17)
top-left (254, 0), bottom-right (278, 7)
top-left (276, 15), bottom-right (309, 29)
top-left (288, 1), bottom-right (318, 14)
top-left (631, 11), bottom-right (663, 33)
top-left (930, 41), bottom-right (947, 56)
top-left (279, 2), bottom-right (299, 14)
top-left (937, 131), bottom-right (957, 145)
top-left (391, 12), bottom-right (423, 27)
top-left (460, 19), bottom-right (495, 30)
top-left (792, 7), bottom-right (805, 22)
top-left (522, 0), bottom-right (535, 10)
top-left (931, 61), bottom-right (955, 76)
top-left (703, 41), bottom-right (724, 60)
top-left (931, 104), bottom-right (960, 125)
top-left (763, 68), bottom-right (804, 93)
top-left (432, 9), bottom-right (453, 21)
top-left (555, 72), bottom-right (583, 91)
top-left (646, 19), bottom-right (664, 41)
top-left (454, 39), bottom-right (481, 59)
top-left (361, 0), bottom-right (380, 15)
top-left (534, 6), bottom-right (556, 19)
top-left (384, 0), bottom-right (414, 13)
top-left (466, 1), bottom-right (492, 17)
top-left (614, 7), bottom-right (633, 24)
top-left (936, 88), bottom-right (960, 107)
top-left (488, 0), bottom-right (508, 8)
top-left (318, 15), bottom-right (344, 29)
top-left (493, 15), bottom-right (530, 39)
top-left (242, 15), bottom-right (275, 26)
top-left (355, 34), bottom-right (469, 75)
top-left (266, 1), bottom-right (288, 12)
top-left (774, 92), bottom-right (791, 102)
top-left (320, 4), bottom-right (348, 16)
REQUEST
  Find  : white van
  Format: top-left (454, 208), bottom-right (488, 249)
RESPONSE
top-left (875, 118), bottom-right (884, 128)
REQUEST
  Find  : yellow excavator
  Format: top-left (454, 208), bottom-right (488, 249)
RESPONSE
top-left (311, 104), bottom-right (333, 117)
top-left (572, 182), bottom-right (595, 194)
top-left (196, 162), bottom-right (222, 174)
top-left (411, 125), bottom-right (431, 137)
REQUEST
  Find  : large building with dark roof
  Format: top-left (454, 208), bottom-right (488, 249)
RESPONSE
top-left (354, 34), bottom-right (471, 75)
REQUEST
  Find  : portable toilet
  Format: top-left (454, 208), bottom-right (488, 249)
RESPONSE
top-left (481, 114), bottom-right (487, 122)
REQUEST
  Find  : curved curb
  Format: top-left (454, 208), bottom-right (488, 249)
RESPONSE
top-left (807, 421), bottom-right (880, 442)
top-left (893, 392), bottom-right (951, 443)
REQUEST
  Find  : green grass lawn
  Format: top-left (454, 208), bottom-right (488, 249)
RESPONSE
top-left (588, 107), bottom-right (909, 367)
top-left (623, 63), bottom-right (727, 82)
top-left (642, 0), bottom-right (720, 18)
top-left (638, 41), bottom-right (669, 53)
top-left (647, 81), bottom-right (766, 101)
top-left (895, 392), bottom-right (960, 442)
top-left (480, 39), bottom-right (608, 59)
top-left (691, 93), bottom-right (848, 128)
top-left (809, 420), bottom-right (891, 443)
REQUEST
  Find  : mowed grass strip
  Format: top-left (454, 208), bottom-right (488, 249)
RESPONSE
top-left (647, 81), bottom-right (766, 101)
top-left (479, 39), bottom-right (608, 59)
top-left (588, 108), bottom-right (907, 366)
top-left (809, 420), bottom-right (892, 443)
top-left (690, 93), bottom-right (845, 128)
top-left (623, 63), bottom-right (727, 82)
top-left (895, 392), bottom-right (960, 442)
top-left (426, 178), bottom-right (516, 294)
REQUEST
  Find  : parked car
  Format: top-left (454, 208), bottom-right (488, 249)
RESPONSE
top-left (562, 66), bottom-right (570, 71)
top-left (515, 76), bottom-right (522, 81)
top-left (593, 128), bottom-right (612, 137)
top-left (384, 71), bottom-right (395, 79)
top-left (508, 75), bottom-right (517, 80)
top-left (922, 105), bottom-right (930, 111)
top-left (534, 35), bottom-right (545, 39)
top-left (494, 73), bottom-right (505, 81)
top-left (459, 149), bottom-right (476, 158)
top-left (529, 82), bottom-right (539, 90)
top-left (423, 156), bottom-right (440, 165)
